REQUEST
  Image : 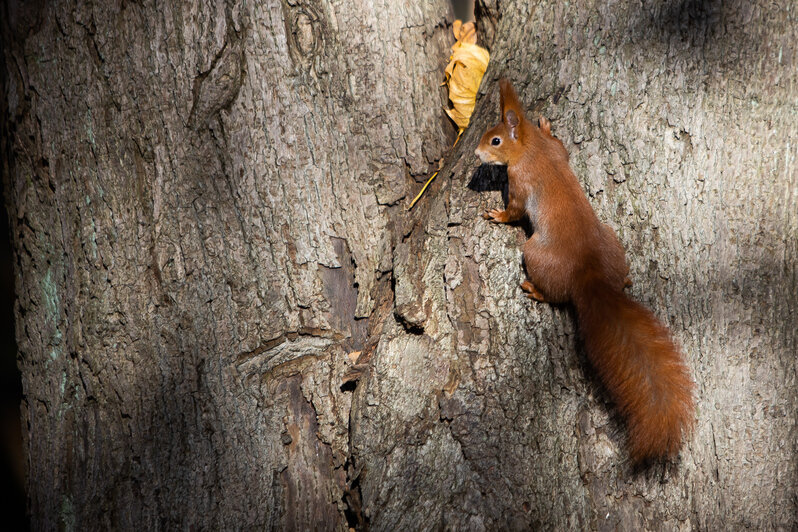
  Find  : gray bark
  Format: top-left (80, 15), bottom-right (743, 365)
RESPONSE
top-left (2, 0), bottom-right (796, 530)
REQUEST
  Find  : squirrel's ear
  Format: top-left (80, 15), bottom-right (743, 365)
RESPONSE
top-left (505, 110), bottom-right (519, 140)
top-left (539, 116), bottom-right (551, 135)
top-left (499, 79), bottom-right (524, 139)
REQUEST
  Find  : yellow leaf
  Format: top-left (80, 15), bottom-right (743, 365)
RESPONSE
top-left (408, 20), bottom-right (489, 210)
top-left (444, 20), bottom-right (490, 131)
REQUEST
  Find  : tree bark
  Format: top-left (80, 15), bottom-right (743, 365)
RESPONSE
top-left (2, 0), bottom-right (796, 530)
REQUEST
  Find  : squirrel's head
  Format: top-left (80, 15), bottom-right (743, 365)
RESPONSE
top-left (475, 79), bottom-right (528, 165)
top-left (475, 79), bottom-right (566, 165)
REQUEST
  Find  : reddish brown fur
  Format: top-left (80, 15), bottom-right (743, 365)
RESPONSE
top-left (475, 79), bottom-right (695, 463)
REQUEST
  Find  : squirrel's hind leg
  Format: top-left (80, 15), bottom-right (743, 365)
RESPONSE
top-left (521, 236), bottom-right (572, 304)
top-left (520, 280), bottom-right (546, 302)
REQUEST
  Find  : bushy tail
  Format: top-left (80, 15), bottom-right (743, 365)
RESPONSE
top-left (573, 275), bottom-right (694, 463)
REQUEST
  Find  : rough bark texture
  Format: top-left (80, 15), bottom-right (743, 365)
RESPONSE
top-left (2, 0), bottom-right (796, 530)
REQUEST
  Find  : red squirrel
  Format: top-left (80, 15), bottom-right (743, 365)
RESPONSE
top-left (475, 79), bottom-right (694, 463)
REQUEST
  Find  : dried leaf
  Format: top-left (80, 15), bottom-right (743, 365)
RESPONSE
top-left (444, 20), bottom-right (490, 131)
top-left (408, 19), bottom-right (489, 210)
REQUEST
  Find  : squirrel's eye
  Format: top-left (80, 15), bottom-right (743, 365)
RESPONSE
top-left (491, 137), bottom-right (501, 146)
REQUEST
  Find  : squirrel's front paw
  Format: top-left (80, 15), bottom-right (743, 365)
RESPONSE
top-left (482, 208), bottom-right (507, 223)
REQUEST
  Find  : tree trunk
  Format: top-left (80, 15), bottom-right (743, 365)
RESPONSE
top-left (2, 0), bottom-right (796, 529)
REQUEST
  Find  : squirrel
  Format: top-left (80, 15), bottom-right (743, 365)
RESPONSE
top-left (474, 79), bottom-right (694, 464)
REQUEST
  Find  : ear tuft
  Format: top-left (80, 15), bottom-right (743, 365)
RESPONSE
top-left (499, 79), bottom-right (514, 100)
top-left (499, 79), bottom-right (523, 115)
